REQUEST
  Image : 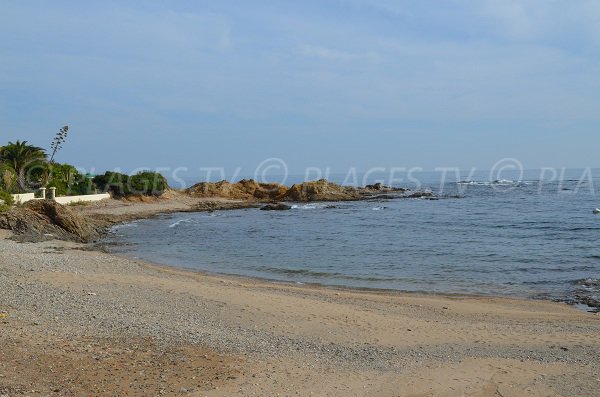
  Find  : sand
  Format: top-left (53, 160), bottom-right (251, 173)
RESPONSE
top-left (1, 199), bottom-right (599, 396)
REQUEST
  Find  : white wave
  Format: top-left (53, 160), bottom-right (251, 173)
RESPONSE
top-left (372, 206), bottom-right (385, 211)
top-left (168, 218), bottom-right (192, 228)
top-left (457, 181), bottom-right (491, 186)
top-left (457, 179), bottom-right (528, 186)
top-left (110, 221), bottom-right (138, 232)
top-left (299, 203), bottom-right (325, 209)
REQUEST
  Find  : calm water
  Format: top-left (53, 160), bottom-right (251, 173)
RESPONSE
top-left (104, 170), bottom-right (600, 310)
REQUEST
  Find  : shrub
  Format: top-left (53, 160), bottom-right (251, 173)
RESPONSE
top-left (0, 190), bottom-right (14, 213)
top-left (47, 163), bottom-right (95, 196)
top-left (92, 171), bottom-right (131, 196)
top-left (93, 171), bottom-right (168, 197)
top-left (129, 171), bottom-right (169, 196)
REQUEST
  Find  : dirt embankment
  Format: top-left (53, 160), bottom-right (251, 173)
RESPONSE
top-left (0, 200), bottom-right (109, 243)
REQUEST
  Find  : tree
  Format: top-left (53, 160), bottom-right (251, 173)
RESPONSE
top-left (47, 163), bottom-right (91, 196)
top-left (0, 140), bottom-right (47, 192)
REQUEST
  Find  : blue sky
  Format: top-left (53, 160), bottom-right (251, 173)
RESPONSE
top-left (0, 0), bottom-right (599, 177)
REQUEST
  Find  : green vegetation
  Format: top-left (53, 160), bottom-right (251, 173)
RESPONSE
top-left (0, 140), bottom-right (46, 192)
top-left (0, 189), bottom-right (14, 213)
top-left (130, 171), bottom-right (169, 196)
top-left (93, 171), bottom-right (169, 197)
top-left (46, 163), bottom-right (94, 196)
top-left (0, 127), bottom-right (168, 202)
top-left (0, 163), bottom-right (18, 193)
top-left (91, 171), bottom-right (129, 196)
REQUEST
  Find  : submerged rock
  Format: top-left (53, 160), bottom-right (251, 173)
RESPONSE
top-left (407, 191), bottom-right (434, 199)
top-left (367, 194), bottom-right (398, 201)
top-left (574, 295), bottom-right (600, 311)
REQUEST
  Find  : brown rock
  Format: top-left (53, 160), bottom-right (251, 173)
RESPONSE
top-left (283, 179), bottom-right (360, 202)
top-left (186, 179), bottom-right (288, 201)
top-left (187, 178), bottom-right (409, 202)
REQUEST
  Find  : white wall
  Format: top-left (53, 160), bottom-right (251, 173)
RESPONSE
top-left (9, 192), bottom-right (111, 205)
top-left (53, 193), bottom-right (111, 205)
top-left (11, 193), bottom-right (36, 204)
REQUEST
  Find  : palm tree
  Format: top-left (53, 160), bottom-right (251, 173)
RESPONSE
top-left (0, 141), bottom-right (47, 192)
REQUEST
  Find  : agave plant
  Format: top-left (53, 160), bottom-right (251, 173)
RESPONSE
top-left (0, 140), bottom-right (47, 192)
top-left (49, 125), bottom-right (69, 163)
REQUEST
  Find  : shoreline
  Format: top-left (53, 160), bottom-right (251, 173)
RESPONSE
top-left (106, 246), bottom-right (584, 309)
top-left (96, 197), bottom-right (599, 313)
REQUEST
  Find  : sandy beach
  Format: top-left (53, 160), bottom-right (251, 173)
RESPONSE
top-left (1, 198), bottom-right (600, 396)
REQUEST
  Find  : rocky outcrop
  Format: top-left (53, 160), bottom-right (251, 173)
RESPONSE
top-left (186, 178), bottom-right (423, 202)
top-left (0, 200), bottom-right (108, 243)
top-left (284, 179), bottom-right (361, 202)
top-left (186, 179), bottom-right (288, 201)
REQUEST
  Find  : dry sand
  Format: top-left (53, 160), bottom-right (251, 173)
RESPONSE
top-left (1, 198), bottom-right (600, 396)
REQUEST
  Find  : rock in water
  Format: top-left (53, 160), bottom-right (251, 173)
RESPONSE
top-left (407, 191), bottom-right (434, 199)
top-left (260, 203), bottom-right (292, 211)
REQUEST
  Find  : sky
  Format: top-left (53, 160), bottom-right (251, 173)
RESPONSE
top-left (0, 0), bottom-right (599, 180)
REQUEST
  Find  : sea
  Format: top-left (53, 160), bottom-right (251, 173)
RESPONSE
top-left (102, 169), bottom-right (600, 311)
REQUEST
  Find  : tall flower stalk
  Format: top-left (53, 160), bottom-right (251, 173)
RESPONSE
top-left (49, 125), bottom-right (69, 164)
